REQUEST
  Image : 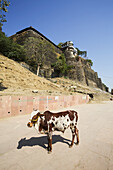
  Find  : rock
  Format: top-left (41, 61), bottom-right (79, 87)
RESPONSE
top-left (32, 90), bottom-right (38, 93)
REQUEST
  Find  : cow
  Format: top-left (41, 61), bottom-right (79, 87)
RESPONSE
top-left (27, 110), bottom-right (79, 153)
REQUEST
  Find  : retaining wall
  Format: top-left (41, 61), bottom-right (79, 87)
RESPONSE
top-left (0, 95), bottom-right (89, 118)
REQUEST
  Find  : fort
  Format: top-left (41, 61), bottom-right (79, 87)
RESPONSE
top-left (11, 26), bottom-right (61, 53)
top-left (11, 26), bottom-right (109, 92)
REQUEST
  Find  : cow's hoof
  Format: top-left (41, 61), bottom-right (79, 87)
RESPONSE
top-left (76, 141), bottom-right (79, 145)
top-left (48, 150), bottom-right (52, 154)
top-left (76, 142), bottom-right (79, 145)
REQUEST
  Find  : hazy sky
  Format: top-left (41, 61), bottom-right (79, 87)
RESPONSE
top-left (2, 0), bottom-right (113, 90)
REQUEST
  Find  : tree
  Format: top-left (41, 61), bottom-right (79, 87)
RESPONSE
top-left (57, 42), bottom-right (64, 48)
top-left (23, 37), bottom-right (57, 73)
top-left (0, 31), bottom-right (26, 61)
top-left (0, 0), bottom-right (10, 29)
top-left (24, 37), bottom-right (57, 63)
top-left (52, 53), bottom-right (72, 76)
top-left (86, 59), bottom-right (93, 66)
top-left (76, 47), bottom-right (87, 58)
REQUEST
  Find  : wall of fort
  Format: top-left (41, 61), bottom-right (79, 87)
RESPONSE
top-left (66, 57), bottom-right (107, 91)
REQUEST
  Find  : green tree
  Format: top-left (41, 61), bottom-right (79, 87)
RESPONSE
top-left (0, 31), bottom-right (26, 61)
top-left (52, 53), bottom-right (71, 76)
top-left (76, 47), bottom-right (87, 58)
top-left (23, 37), bottom-right (57, 72)
top-left (86, 59), bottom-right (93, 66)
top-left (0, 0), bottom-right (10, 29)
top-left (57, 42), bottom-right (64, 48)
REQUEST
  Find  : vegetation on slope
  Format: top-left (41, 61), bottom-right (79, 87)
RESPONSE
top-left (23, 37), bottom-right (57, 72)
top-left (52, 53), bottom-right (72, 77)
top-left (0, 31), bottom-right (26, 61)
top-left (0, 32), bottom-right (58, 73)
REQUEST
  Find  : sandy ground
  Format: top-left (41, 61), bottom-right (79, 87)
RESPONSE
top-left (0, 101), bottom-right (113, 170)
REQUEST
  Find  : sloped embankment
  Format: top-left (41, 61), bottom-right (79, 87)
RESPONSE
top-left (0, 55), bottom-right (67, 96)
top-left (0, 55), bottom-right (111, 101)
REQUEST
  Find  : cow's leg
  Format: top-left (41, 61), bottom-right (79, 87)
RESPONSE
top-left (69, 126), bottom-right (75, 148)
top-left (47, 132), bottom-right (52, 153)
top-left (70, 126), bottom-right (79, 148)
top-left (75, 127), bottom-right (79, 144)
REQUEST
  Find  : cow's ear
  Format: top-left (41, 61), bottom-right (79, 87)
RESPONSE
top-left (39, 113), bottom-right (45, 117)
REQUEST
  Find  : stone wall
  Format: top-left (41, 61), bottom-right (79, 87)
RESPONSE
top-left (0, 95), bottom-right (89, 118)
top-left (11, 27), bottom-right (62, 54)
top-left (11, 27), bottom-right (62, 74)
top-left (66, 57), bottom-right (107, 90)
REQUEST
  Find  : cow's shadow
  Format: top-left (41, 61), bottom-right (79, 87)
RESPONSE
top-left (17, 135), bottom-right (72, 150)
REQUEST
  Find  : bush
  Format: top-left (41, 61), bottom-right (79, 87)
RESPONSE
top-left (0, 31), bottom-right (26, 61)
top-left (86, 59), bottom-right (93, 66)
top-left (76, 47), bottom-right (87, 58)
top-left (52, 53), bottom-right (72, 76)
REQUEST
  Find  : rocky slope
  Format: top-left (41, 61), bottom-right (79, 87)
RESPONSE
top-left (66, 56), bottom-right (108, 91)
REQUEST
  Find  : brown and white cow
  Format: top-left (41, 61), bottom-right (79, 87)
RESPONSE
top-left (27, 110), bottom-right (79, 153)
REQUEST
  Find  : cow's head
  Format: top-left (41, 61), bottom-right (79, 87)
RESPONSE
top-left (27, 110), bottom-right (40, 128)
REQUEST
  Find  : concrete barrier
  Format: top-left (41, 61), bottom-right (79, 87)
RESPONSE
top-left (0, 95), bottom-right (89, 118)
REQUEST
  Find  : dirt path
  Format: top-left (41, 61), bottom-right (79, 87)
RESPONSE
top-left (0, 101), bottom-right (113, 170)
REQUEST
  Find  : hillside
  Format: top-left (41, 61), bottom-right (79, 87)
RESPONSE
top-left (0, 54), bottom-right (67, 96)
top-left (0, 55), bottom-right (111, 101)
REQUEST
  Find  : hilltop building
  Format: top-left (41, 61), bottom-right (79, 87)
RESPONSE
top-left (61, 41), bottom-right (78, 59)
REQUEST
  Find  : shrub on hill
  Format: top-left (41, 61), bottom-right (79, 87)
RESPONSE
top-left (52, 53), bottom-right (72, 76)
top-left (86, 59), bottom-right (93, 66)
top-left (0, 32), bottom-right (58, 73)
top-left (0, 31), bottom-right (26, 61)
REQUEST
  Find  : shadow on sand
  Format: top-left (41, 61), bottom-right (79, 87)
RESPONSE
top-left (17, 135), bottom-right (73, 150)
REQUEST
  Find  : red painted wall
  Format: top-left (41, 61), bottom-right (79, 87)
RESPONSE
top-left (0, 95), bottom-right (89, 118)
